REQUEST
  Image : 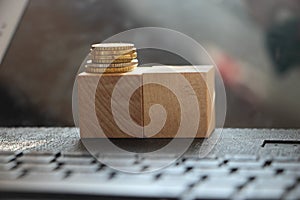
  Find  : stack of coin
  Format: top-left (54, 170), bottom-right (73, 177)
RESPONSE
top-left (85, 43), bottom-right (138, 73)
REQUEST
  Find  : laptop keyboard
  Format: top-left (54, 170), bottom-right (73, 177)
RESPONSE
top-left (0, 151), bottom-right (299, 199)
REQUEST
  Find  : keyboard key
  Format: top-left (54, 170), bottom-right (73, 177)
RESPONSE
top-left (225, 154), bottom-right (258, 161)
top-left (61, 152), bottom-right (91, 157)
top-left (0, 154), bottom-right (15, 163)
top-left (21, 171), bottom-right (66, 181)
top-left (23, 151), bottom-right (59, 157)
top-left (66, 172), bottom-right (110, 182)
top-left (56, 152), bottom-right (96, 164)
top-left (158, 165), bottom-right (187, 175)
top-left (20, 162), bottom-right (58, 172)
top-left (104, 181), bottom-right (186, 198)
top-left (202, 176), bottom-right (248, 188)
top-left (98, 153), bottom-right (138, 161)
top-left (56, 156), bottom-right (94, 165)
top-left (142, 159), bottom-right (177, 168)
top-left (110, 165), bottom-right (144, 172)
top-left (141, 154), bottom-right (179, 159)
top-left (226, 160), bottom-right (265, 169)
top-left (185, 159), bottom-right (221, 168)
top-left (271, 162), bottom-right (300, 170)
top-left (0, 151), bottom-right (21, 157)
top-left (0, 170), bottom-right (23, 180)
top-left (61, 163), bottom-right (100, 173)
top-left (192, 186), bottom-right (236, 199)
top-left (100, 158), bottom-right (136, 167)
top-left (106, 174), bottom-right (187, 198)
top-left (201, 154), bottom-right (218, 160)
top-left (190, 167), bottom-right (231, 177)
top-left (252, 176), bottom-right (296, 189)
top-left (242, 187), bottom-right (285, 199)
top-left (158, 174), bottom-right (200, 186)
top-left (142, 157), bottom-right (179, 167)
top-left (235, 168), bottom-right (275, 178)
top-left (145, 166), bottom-right (174, 172)
top-left (272, 156), bottom-right (299, 162)
top-left (0, 162), bottom-right (17, 171)
top-left (18, 155), bottom-right (55, 164)
top-left (111, 173), bottom-right (156, 185)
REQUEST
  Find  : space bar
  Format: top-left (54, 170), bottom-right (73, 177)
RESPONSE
top-left (0, 181), bottom-right (182, 199)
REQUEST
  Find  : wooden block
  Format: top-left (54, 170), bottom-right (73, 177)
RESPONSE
top-left (78, 69), bottom-right (144, 138)
top-left (78, 65), bottom-right (215, 138)
top-left (142, 66), bottom-right (215, 138)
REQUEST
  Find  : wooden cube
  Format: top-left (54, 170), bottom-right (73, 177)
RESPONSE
top-left (142, 66), bottom-right (215, 138)
top-left (77, 65), bottom-right (215, 138)
top-left (77, 68), bottom-right (144, 138)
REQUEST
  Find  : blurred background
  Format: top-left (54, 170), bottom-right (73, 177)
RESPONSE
top-left (0, 0), bottom-right (299, 128)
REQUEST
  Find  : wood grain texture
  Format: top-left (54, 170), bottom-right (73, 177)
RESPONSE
top-left (78, 71), bottom-right (143, 138)
top-left (143, 66), bottom-right (215, 138)
top-left (78, 66), bottom-right (215, 138)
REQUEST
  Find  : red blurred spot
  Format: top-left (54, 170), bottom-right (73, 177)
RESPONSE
top-left (217, 54), bottom-right (240, 87)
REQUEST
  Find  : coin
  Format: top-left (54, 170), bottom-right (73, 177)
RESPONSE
top-left (91, 48), bottom-right (136, 56)
top-left (91, 52), bottom-right (137, 60)
top-left (86, 59), bottom-right (138, 67)
top-left (86, 43), bottom-right (138, 74)
top-left (85, 64), bottom-right (137, 73)
top-left (92, 58), bottom-right (134, 64)
top-left (91, 43), bottom-right (134, 51)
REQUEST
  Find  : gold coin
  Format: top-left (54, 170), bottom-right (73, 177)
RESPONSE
top-left (85, 64), bottom-right (137, 73)
top-left (91, 56), bottom-right (137, 64)
top-left (91, 48), bottom-right (136, 56)
top-left (92, 58), bottom-right (135, 64)
top-left (86, 59), bottom-right (138, 67)
top-left (91, 43), bottom-right (134, 51)
top-left (91, 52), bottom-right (137, 60)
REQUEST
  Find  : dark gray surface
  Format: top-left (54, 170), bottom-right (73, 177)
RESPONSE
top-left (0, 128), bottom-right (299, 157)
top-left (0, 128), bottom-right (299, 199)
top-left (0, 128), bottom-right (82, 152)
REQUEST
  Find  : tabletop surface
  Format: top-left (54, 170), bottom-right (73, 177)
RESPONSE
top-left (0, 128), bottom-right (299, 157)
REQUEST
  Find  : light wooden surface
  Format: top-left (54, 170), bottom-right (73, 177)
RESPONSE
top-left (78, 70), bottom-right (143, 138)
top-left (143, 66), bottom-right (215, 138)
top-left (78, 66), bottom-right (215, 138)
